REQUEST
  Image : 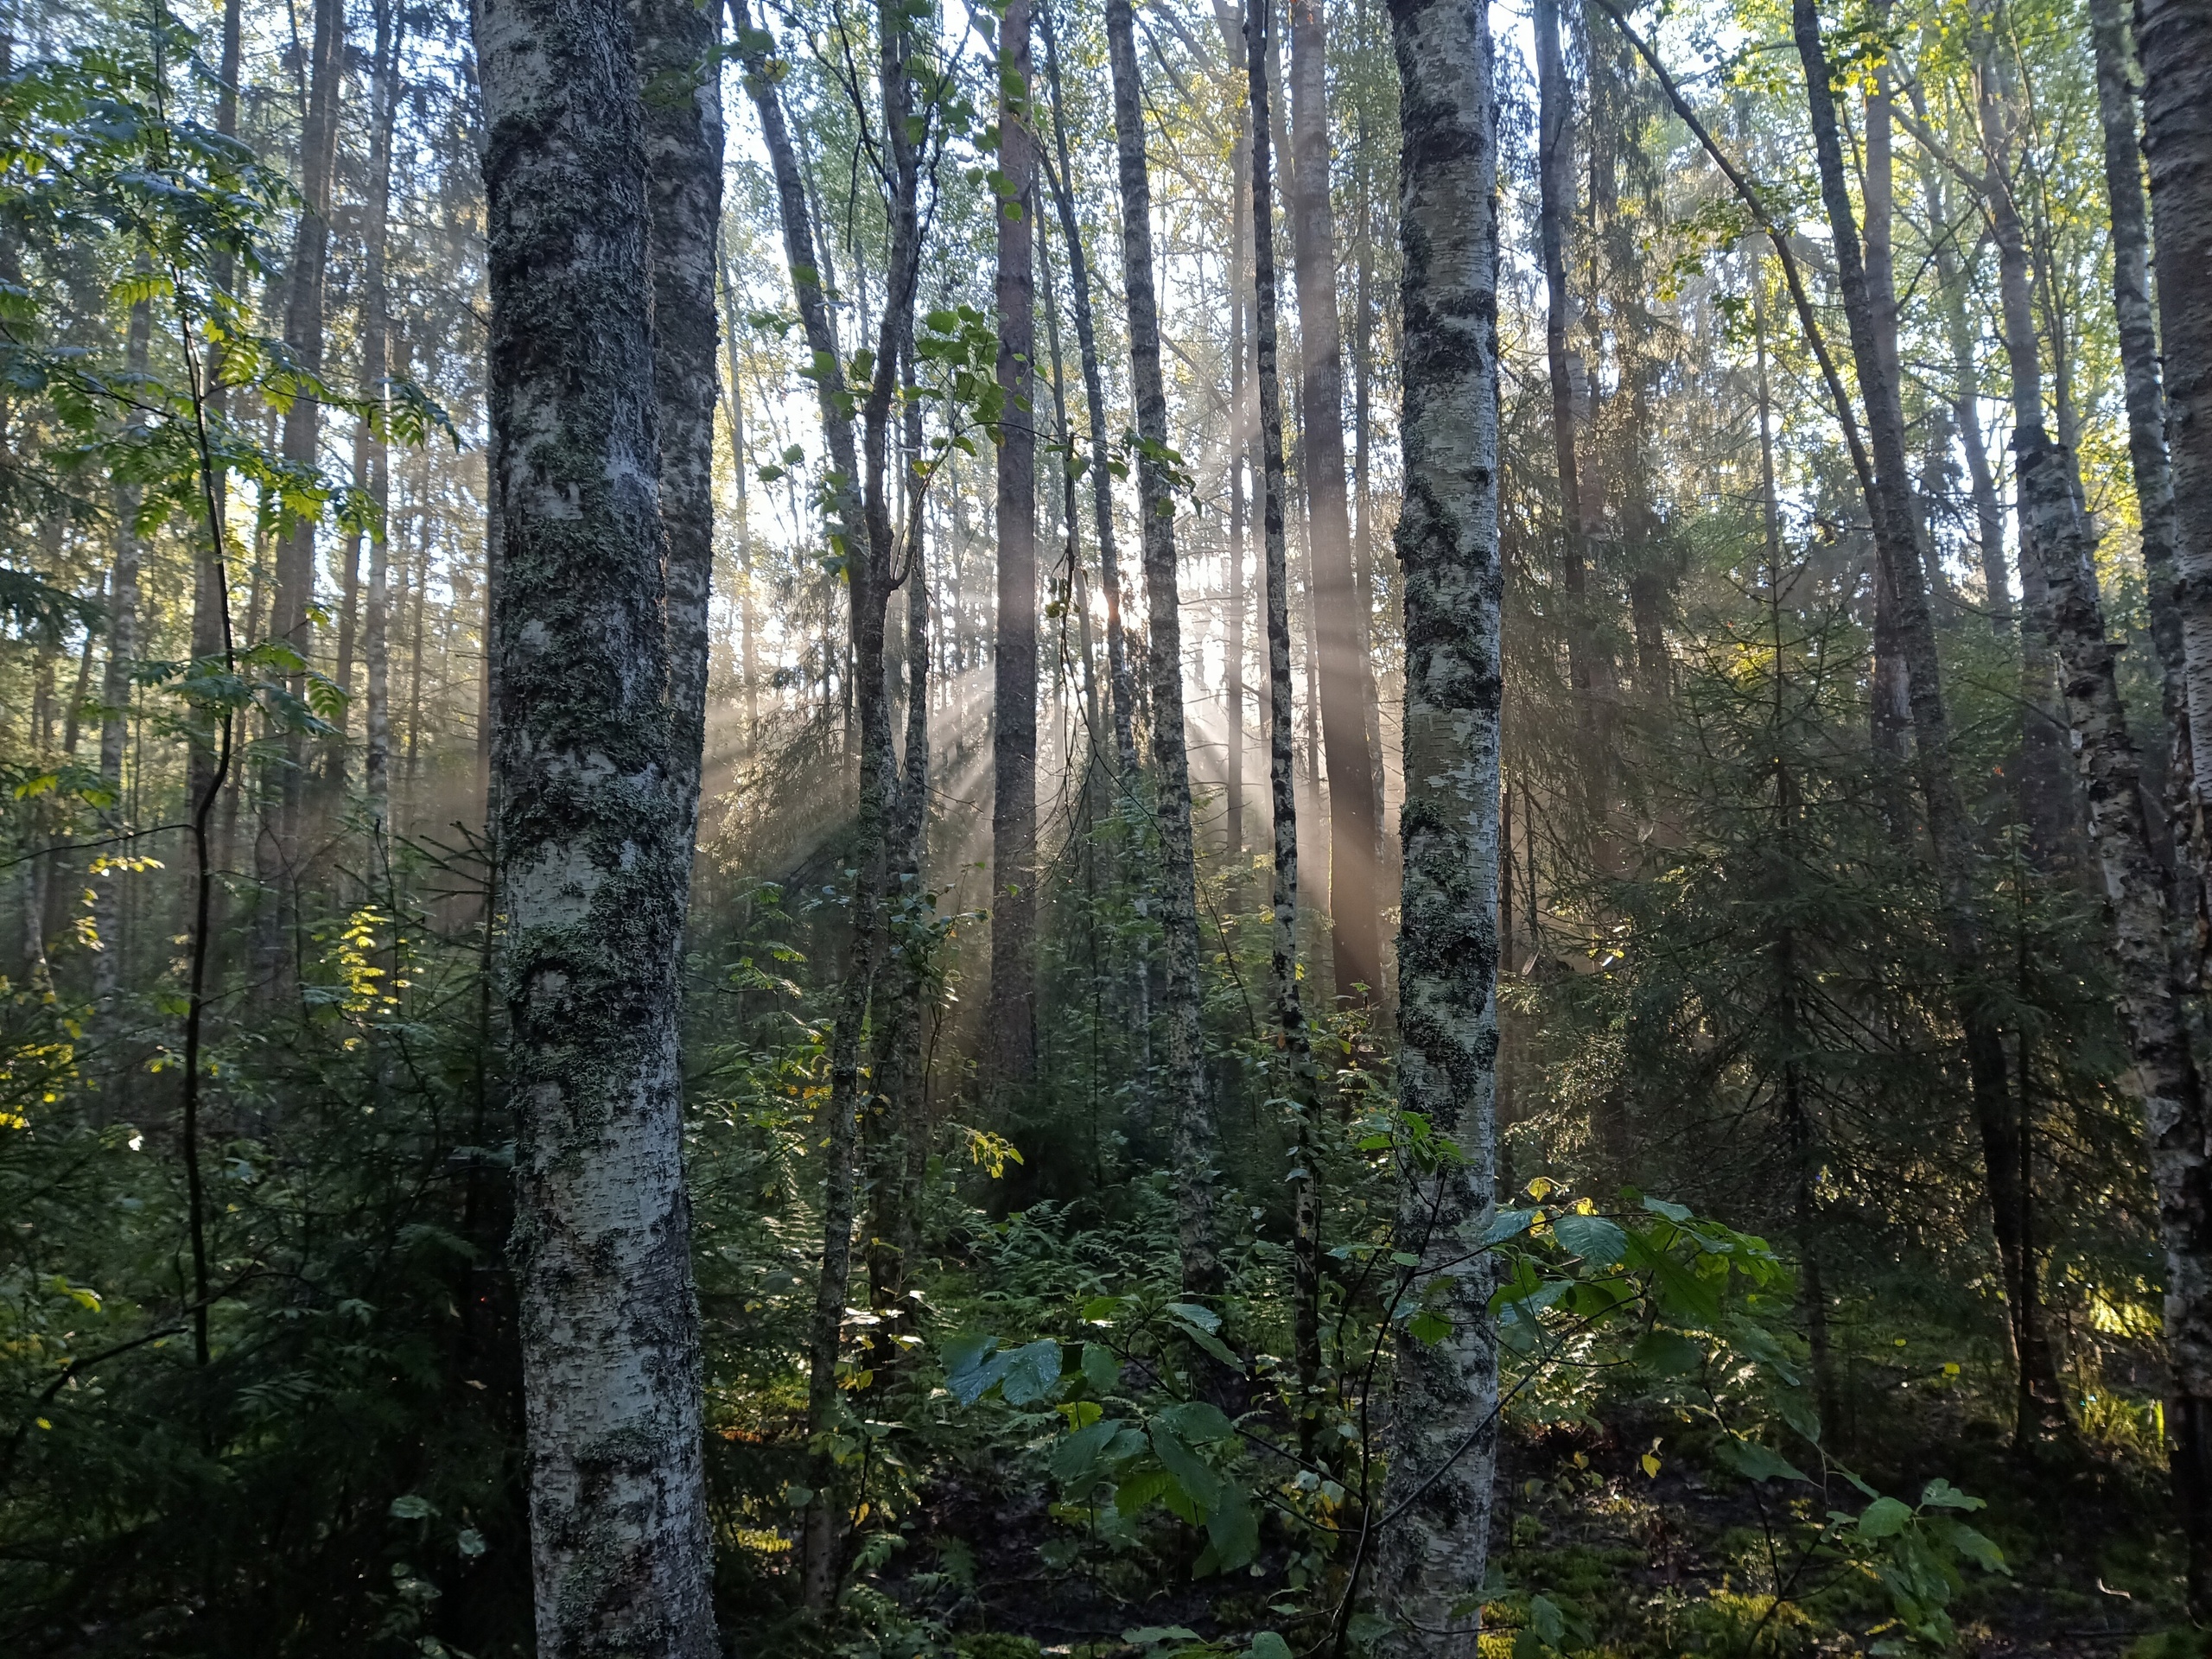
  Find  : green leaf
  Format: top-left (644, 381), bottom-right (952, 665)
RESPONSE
top-left (1148, 1423), bottom-right (1224, 1510)
top-left (996, 1338), bottom-right (1063, 1406)
top-left (1050, 1415), bottom-right (1123, 1482)
top-left (1250, 1636), bottom-right (1294, 1659)
top-left (1918, 1477), bottom-right (1983, 1511)
top-left (1482, 1207), bottom-right (1537, 1245)
top-left (1408, 1310), bottom-right (1453, 1344)
top-left (1714, 1438), bottom-right (1808, 1484)
top-left (1165, 1300), bottom-right (1221, 1332)
top-left (1156, 1400), bottom-right (1234, 1443)
top-left (1858, 1495), bottom-right (1914, 1538)
top-left (1552, 1211), bottom-right (1628, 1266)
top-left (1630, 1330), bottom-right (1705, 1376)
top-left (1082, 1342), bottom-right (1122, 1393)
top-left (389, 1494), bottom-right (435, 1520)
top-left (1205, 1485), bottom-right (1260, 1572)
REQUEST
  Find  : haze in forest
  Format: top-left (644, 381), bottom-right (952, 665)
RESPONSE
top-left (4, 0), bottom-right (2212, 1650)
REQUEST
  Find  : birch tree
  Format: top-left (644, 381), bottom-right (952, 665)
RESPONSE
top-left (475, 0), bottom-right (720, 1639)
top-left (1376, 0), bottom-right (1502, 1642)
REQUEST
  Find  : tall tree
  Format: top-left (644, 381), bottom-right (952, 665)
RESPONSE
top-left (1246, 0), bottom-right (1321, 1446)
top-left (93, 284), bottom-right (149, 1011)
top-left (1535, 0), bottom-right (1611, 827)
top-left (2139, 0), bottom-right (2212, 1612)
top-left (359, 0), bottom-right (404, 828)
top-left (1107, 0), bottom-right (1221, 1297)
top-left (256, 0), bottom-right (344, 982)
top-left (1039, 3), bottom-right (1138, 779)
top-left (2090, 0), bottom-right (2189, 888)
top-left (1790, 0), bottom-right (2036, 1426)
top-left (475, 0), bottom-right (719, 1640)
top-left (1376, 0), bottom-right (1500, 1642)
top-left (1287, 0), bottom-right (1382, 1001)
top-left (987, 0), bottom-right (1039, 1090)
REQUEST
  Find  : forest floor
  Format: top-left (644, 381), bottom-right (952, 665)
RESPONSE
top-left (902, 1398), bottom-right (2189, 1659)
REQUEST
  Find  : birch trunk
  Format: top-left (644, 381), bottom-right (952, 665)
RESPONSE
top-left (475, 0), bottom-right (718, 1636)
top-left (1246, 0), bottom-right (1322, 1446)
top-left (1288, 0), bottom-right (1382, 1002)
top-left (987, 0), bottom-right (1039, 1092)
top-left (633, 0), bottom-right (724, 830)
top-left (2137, 0), bottom-right (2212, 1609)
top-left (1108, 0), bottom-right (1222, 1298)
top-left (1376, 0), bottom-right (1501, 1641)
top-left (2090, 0), bottom-right (2191, 915)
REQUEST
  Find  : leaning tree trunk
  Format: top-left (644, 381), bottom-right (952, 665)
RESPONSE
top-left (1287, 0), bottom-right (1382, 1003)
top-left (2090, 0), bottom-right (2191, 918)
top-left (2138, 0), bottom-right (2212, 1613)
top-left (987, 0), bottom-right (1039, 1095)
top-left (1247, 0), bottom-right (1323, 1448)
top-left (474, 0), bottom-right (719, 1639)
top-left (1375, 0), bottom-right (1501, 1644)
top-left (1108, 0), bottom-right (1222, 1299)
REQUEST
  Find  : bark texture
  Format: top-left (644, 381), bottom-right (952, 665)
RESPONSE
top-left (632, 0), bottom-right (725, 822)
top-left (2091, 0), bottom-right (2190, 922)
top-left (360, 0), bottom-right (403, 827)
top-left (2140, 0), bottom-right (2212, 1610)
top-left (476, 0), bottom-right (719, 1638)
top-left (988, 0), bottom-right (1039, 1091)
top-left (1376, 0), bottom-right (1501, 1642)
top-left (1288, 0), bottom-right (1382, 1001)
top-left (1108, 0), bottom-right (1221, 1298)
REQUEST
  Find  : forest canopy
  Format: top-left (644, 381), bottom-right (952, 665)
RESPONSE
top-left (3, 0), bottom-right (2212, 1649)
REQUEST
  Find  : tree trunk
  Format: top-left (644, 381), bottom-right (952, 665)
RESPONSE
top-left (259, 0), bottom-right (345, 976)
top-left (987, 0), bottom-right (1039, 1093)
top-left (1246, 0), bottom-right (1321, 1450)
top-left (95, 289), bottom-right (150, 1010)
top-left (633, 0), bottom-right (724, 842)
top-left (361, 1), bottom-right (404, 831)
top-left (2133, 0), bottom-right (2212, 1609)
top-left (1791, 0), bottom-right (2031, 1437)
top-left (1039, 7), bottom-right (1138, 781)
top-left (1287, 0), bottom-right (1382, 1003)
top-left (2091, 0), bottom-right (2191, 923)
top-left (1375, 0), bottom-right (1500, 1642)
top-left (474, 0), bottom-right (719, 1636)
top-left (1108, 0), bottom-right (1222, 1298)
top-left (1862, 41), bottom-right (1911, 788)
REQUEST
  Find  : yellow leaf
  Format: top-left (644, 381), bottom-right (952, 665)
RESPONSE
top-left (1641, 1453), bottom-right (1661, 1478)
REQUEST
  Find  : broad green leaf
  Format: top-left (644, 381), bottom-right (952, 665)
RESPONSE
top-left (1858, 1495), bottom-right (1913, 1538)
top-left (1714, 1437), bottom-right (1808, 1484)
top-left (996, 1338), bottom-right (1062, 1406)
top-left (1049, 1415), bottom-right (1122, 1482)
top-left (1552, 1212), bottom-right (1628, 1266)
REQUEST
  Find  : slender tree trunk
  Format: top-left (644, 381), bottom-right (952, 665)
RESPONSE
top-left (1910, 102), bottom-right (2011, 635)
top-left (1039, 8), bottom-right (1137, 779)
top-left (634, 0), bottom-right (723, 856)
top-left (1228, 88), bottom-right (1249, 864)
top-left (474, 0), bottom-right (719, 1637)
top-left (1975, 38), bottom-right (2074, 871)
top-left (1792, 0), bottom-right (2033, 1432)
top-left (1246, 0), bottom-right (1321, 1447)
top-left (360, 2), bottom-right (404, 833)
top-left (259, 0), bottom-right (345, 976)
top-left (1109, 0), bottom-right (1221, 1298)
top-left (2131, 0), bottom-right (2212, 1608)
top-left (1287, 0), bottom-right (1381, 1003)
top-left (2091, 0), bottom-right (2192, 925)
top-left (95, 291), bottom-right (150, 1011)
top-left (988, 0), bottom-right (1039, 1093)
top-left (1862, 45), bottom-right (1911, 786)
top-left (1535, 0), bottom-right (1610, 833)
top-left (718, 249), bottom-right (760, 747)
top-left (1374, 0), bottom-right (1500, 1643)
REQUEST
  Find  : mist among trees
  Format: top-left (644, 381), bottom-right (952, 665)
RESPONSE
top-left (4, 0), bottom-right (2212, 1649)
